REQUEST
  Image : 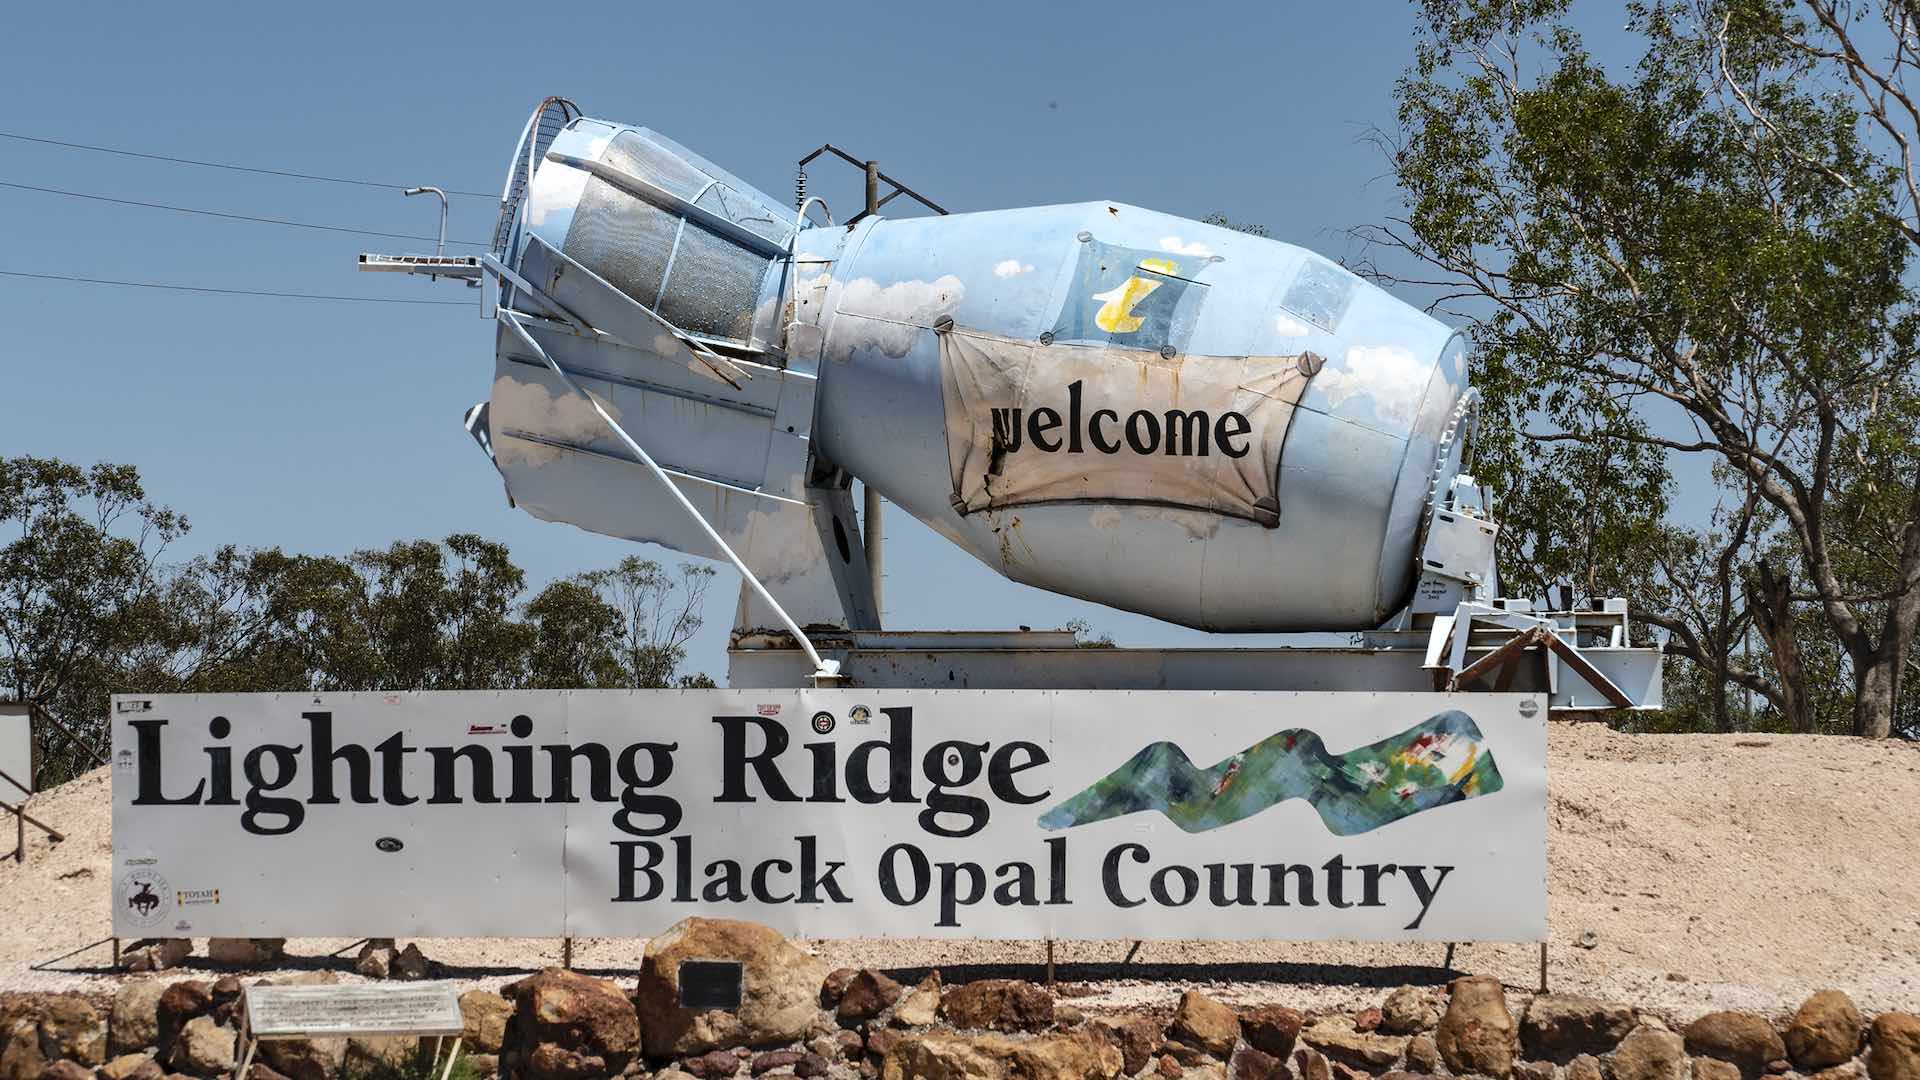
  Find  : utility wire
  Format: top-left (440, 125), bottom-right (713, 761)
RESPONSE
top-left (0, 269), bottom-right (472, 305)
top-left (0, 131), bottom-right (495, 199)
top-left (0, 179), bottom-right (488, 246)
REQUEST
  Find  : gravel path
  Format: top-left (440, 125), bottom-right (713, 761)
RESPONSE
top-left (4, 724), bottom-right (1917, 1021)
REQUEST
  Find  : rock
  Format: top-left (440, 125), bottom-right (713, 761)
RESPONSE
top-left (834, 1031), bottom-right (864, 1060)
top-left (680, 1050), bottom-right (743, 1078)
top-left (206, 938), bottom-right (285, 968)
top-left (1684, 1014), bottom-right (1787, 1080)
top-left (879, 1029), bottom-right (1122, 1080)
top-left (1056, 1006), bottom-right (1085, 1029)
top-left (892, 974), bottom-right (940, 1029)
top-left (837, 971), bottom-right (905, 1025)
top-left (38, 1061), bottom-right (93, 1080)
top-left (1811, 1065), bottom-right (1862, 1080)
top-left (1515, 1061), bottom-right (1557, 1080)
top-left (1231, 1046), bottom-right (1284, 1080)
top-left (391, 943), bottom-right (432, 981)
top-left (1164, 1040), bottom-right (1211, 1068)
top-left (500, 967), bottom-right (640, 1080)
top-left (346, 1036), bottom-right (419, 1074)
top-left (795, 1053), bottom-right (830, 1078)
top-left (111, 982), bottom-right (169, 1057)
top-left (867, 1029), bottom-right (902, 1062)
top-left (1329, 1064), bottom-right (1370, 1080)
top-left (38, 997), bottom-right (106, 1067)
top-left (1569, 1054), bottom-right (1605, 1080)
top-left (1356, 1009), bottom-right (1385, 1034)
top-left (1171, 993), bottom-right (1240, 1059)
top-left (1437, 975), bottom-right (1517, 1079)
top-left (154, 983), bottom-right (213, 1063)
top-left (1090, 1016), bottom-right (1161, 1076)
top-left (1868, 1014), bottom-right (1920, 1080)
top-left (1302, 1017), bottom-right (1409, 1069)
top-left (170, 1017), bottom-right (234, 1078)
top-left (941, 981), bottom-right (1055, 1033)
top-left (821, 970), bottom-right (859, 1010)
top-left (257, 1038), bottom-right (346, 1080)
top-left (1786, 994), bottom-right (1864, 1071)
top-left (633, 918), bottom-right (829, 1056)
top-left (1239, 1007), bottom-right (1302, 1059)
top-left (122, 940), bottom-right (192, 974)
top-left (1610, 1027), bottom-right (1690, 1080)
top-left (1383, 988), bottom-right (1441, 1036)
top-left (752, 1050), bottom-right (803, 1074)
top-left (467, 1054), bottom-right (501, 1079)
top-left (1525, 996), bottom-right (1639, 1063)
top-left (461, 990), bottom-right (514, 1054)
top-left (245, 1064), bottom-right (292, 1080)
top-left (1696, 1059), bottom-right (1743, 1080)
top-left (355, 939), bottom-right (396, 980)
top-left (1294, 1048), bottom-right (1332, 1080)
top-left (1406, 1035), bottom-right (1442, 1074)
top-left (0, 1009), bottom-right (47, 1080)
top-left (101, 1054), bottom-right (161, 1080)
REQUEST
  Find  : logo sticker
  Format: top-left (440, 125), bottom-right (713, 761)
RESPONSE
top-left (848, 704), bottom-right (873, 725)
top-left (810, 711), bottom-right (836, 735)
top-left (118, 871), bottom-right (173, 928)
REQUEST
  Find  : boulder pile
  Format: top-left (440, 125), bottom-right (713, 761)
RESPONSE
top-left (3, 918), bottom-right (1917, 1080)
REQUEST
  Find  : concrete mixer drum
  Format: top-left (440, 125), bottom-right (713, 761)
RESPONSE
top-left (357, 99), bottom-right (1663, 714)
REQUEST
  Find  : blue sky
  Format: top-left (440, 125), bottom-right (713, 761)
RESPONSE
top-left (1, 2), bottom-right (1642, 679)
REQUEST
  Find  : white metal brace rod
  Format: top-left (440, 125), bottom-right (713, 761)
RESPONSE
top-left (499, 310), bottom-right (837, 679)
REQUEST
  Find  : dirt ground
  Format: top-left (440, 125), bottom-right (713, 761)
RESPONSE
top-left (4, 724), bottom-right (1916, 1021)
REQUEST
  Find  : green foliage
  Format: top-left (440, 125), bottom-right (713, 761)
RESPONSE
top-left (1372, 0), bottom-right (1920, 737)
top-left (1062, 617), bottom-right (1116, 648)
top-left (0, 455), bottom-right (721, 786)
top-left (1201, 213), bottom-right (1271, 238)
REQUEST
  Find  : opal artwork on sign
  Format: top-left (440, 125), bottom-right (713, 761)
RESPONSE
top-left (1039, 711), bottom-right (1504, 837)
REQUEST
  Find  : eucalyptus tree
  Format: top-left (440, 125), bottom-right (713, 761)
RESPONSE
top-left (1368, 0), bottom-right (1920, 736)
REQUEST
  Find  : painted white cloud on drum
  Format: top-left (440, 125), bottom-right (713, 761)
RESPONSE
top-left (1274, 314), bottom-right (1312, 337)
top-left (832, 275), bottom-right (966, 358)
top-left (994, 260), bottom-right (1034, 277)
top-left (1315, 344), bottom-right (1430, 428)
top-left (489, 375), bottom-right (623, 467)
top-left (1159, 236), bottom-right (1215, 257)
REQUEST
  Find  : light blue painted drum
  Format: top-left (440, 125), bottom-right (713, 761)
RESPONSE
top-left (807, 206), bottom-right (1467, 632)
top-left (507, 116), bottom-right (1467, 633)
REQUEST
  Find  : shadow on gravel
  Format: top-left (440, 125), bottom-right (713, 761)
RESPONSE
top-left (863, 960), bottom-right (1460, 989)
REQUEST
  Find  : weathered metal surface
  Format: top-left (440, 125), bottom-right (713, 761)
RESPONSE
top-left (485, 110), bottom-right (1468, 634)
top-left (725, 629), bottom-right (1662, 712)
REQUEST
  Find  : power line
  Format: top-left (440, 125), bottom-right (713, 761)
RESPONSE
top-left (0, 269), bottom-right (472, 305)
top-left (0, 179), bottom-right (488, 246)
top-left (0, 131), bottom-right (496, 199)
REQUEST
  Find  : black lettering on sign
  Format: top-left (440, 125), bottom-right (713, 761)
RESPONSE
top-left (988, 381), bottom-right (1253, 460)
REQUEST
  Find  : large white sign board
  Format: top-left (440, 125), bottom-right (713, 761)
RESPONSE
top-left (0, 703), bottom-right (32, 797)
top-left (111, 691), bottom-right (1544, 941)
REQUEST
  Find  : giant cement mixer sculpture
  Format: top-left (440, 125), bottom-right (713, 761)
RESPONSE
top-left (360, 98), bottom-right (1660, 710)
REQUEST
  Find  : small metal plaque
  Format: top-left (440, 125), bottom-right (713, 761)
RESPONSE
top-left (678, 959), bottom-right (744, 1011)
top-left (245, 982), bottom-right (465, 1039)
